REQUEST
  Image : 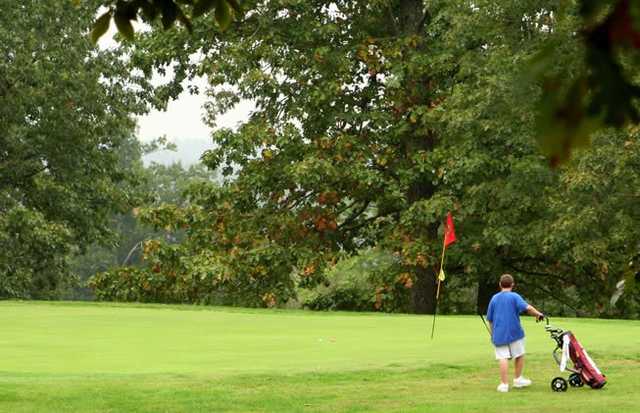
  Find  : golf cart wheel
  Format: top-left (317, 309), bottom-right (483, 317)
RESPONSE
top-left (551, 377), bottom-right (568, 392)
top-left (569, 373), bottom-right (584, 387)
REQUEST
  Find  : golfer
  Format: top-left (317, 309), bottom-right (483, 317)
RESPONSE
top-left (487, 274), bottom-right (544, 393)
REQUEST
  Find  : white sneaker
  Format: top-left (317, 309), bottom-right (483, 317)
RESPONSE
top-left (513, 376), bottom-right (532, 388)
top-left (497, 383), bottom-right (509, 392)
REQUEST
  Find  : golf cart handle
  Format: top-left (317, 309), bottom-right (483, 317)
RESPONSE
top-left (544, 316), bottom-right (565, 335)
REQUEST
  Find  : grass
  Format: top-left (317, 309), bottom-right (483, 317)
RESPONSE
top-left (0, 301), bottom-right (638, 412)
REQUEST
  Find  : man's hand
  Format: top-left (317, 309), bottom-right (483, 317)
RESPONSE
top-left (536, 313), bottom-right (545, 323)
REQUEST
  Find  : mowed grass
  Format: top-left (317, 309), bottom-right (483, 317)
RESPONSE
top-left (0, 301), bottom-right (639, 412)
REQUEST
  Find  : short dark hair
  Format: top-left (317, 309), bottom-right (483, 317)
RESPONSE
top-left (499, 274), bottom-right (514, 288)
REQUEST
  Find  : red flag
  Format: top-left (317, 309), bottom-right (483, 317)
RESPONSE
top-left (444, 212), bottom-right (456, 248)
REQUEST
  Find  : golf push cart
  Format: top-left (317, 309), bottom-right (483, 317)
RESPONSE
top-left (543, 317), bottom-right (606, 392)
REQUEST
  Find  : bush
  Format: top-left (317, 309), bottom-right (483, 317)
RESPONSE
top-left (301, 249), bottom-right (397, 312)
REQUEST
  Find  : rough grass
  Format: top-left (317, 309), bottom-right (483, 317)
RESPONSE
top-left (0, 301), bottom-right (638, 412)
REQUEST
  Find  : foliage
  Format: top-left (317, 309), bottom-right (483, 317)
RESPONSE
top-left (90, 0), bottom-right (243, 43)
top-left (301, 248), bottom-right (397, 312)
top-left (89, 1), bottom-right (640, 317)
top-left (518, 127), bottom-right (640, 317)
top-left (111, 0), bottom-right (561, 313)
top-left (0, 0), bottom-right (146, 298)
top-left (90, 174), bottom-right (299, 308)
top-left (72, 161), bottom-right (217, 299)
top-left (533, 0), bottom-right (640, 165)
top-left (93, 0), bottom-right (640, 167)
top-left (143, 161), bottom-right (218, 205)
top-left (0, 208), bottom-right (75, 299)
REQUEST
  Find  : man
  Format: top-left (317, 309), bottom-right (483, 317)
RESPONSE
top-left (487, 274), bottom-right (544, 393)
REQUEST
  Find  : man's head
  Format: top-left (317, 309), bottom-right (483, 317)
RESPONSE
top-left (499, 273), bottom-right (515, 290)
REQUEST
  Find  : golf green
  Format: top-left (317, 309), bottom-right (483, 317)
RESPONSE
top-left (0, 301), bottom-right (638, 412)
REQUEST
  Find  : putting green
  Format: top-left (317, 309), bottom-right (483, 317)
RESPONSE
top-left (0, 301), bottom-right (639, 412)
top-left (1, 301), bottom-right (637, 376)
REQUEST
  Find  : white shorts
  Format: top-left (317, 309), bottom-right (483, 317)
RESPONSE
top-left (494, 338), bottom-right (526, 360)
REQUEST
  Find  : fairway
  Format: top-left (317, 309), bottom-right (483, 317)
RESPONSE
top-left (0, 301), bottom-right (639, 412)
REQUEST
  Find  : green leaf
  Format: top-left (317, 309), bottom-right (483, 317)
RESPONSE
top-left (193, 0), bottom-right (217, 18)
top-left (226, 0), bottom-right (242, 15)
top-left (215, 0), bottom-right (232, 31)
top-left (536, 78), bottom-right (602, 167)
top-left (114, 13), bottom-right (135, 40)
top-left (90, 11), bottom-right (112, 44)
top-left (177, 9), bottom-right (193, 32)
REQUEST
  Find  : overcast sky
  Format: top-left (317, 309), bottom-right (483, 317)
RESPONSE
top-left (137, 79), bottom-right (211, 143)
top-left (138, 79), bottom-right (254, 165)
top-left (99, 23), bottom-right (252, 165)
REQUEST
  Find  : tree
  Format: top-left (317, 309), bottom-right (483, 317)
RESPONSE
top-left (0, 0), bottom-right (146, 298)
top-left (513, 127), bottom-right (640, 317)
top-left (91, 1), bottom-right (640, 318)
top-left (93, 0), bottom-right (640, 167)
top-left (89, 0), bottom-right (551, 312)
top-left (71, 160), bottom-right (218, 300)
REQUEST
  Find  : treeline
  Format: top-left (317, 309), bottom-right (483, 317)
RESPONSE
top-left (90, 1), bottom-right (640, 318)
top-left (3, 1), bottom-right (640, 318)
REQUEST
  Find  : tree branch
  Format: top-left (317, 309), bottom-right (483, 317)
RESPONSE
top-left (338, 200), bottom-right (371, 230)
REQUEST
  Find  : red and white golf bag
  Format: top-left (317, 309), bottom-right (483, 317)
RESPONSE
top-left (545, 319), bottom-right (607, 392)
top-left (558, 331), bottom-right (607, 389)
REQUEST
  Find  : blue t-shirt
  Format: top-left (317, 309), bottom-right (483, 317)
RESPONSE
top-left (486, 291), bottom-right (529, 346)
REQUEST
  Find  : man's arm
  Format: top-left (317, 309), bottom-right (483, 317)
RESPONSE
top-left (526, 304), bottom-right (544, 321)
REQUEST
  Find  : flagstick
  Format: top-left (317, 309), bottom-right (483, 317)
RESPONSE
top-left (436, 238), bottom-right (447, 300)
top-left (430, 306), bottom-right (438, 340)
top-left (431, 235), bottom-right (448, 340)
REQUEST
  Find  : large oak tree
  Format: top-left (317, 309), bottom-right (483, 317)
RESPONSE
top-left (91, 1), bottom-right (640, 317)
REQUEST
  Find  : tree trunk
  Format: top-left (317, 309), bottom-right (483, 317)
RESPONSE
top-left (476, 276), bottom-right (498, 315)
top-left (411, 266), bottom-right (437, 314)
top-left (398, 0), bottom-right (427, 33)
top-left (396, 0), bottom-right (437, 314)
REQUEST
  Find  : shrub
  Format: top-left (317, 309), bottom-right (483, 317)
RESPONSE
top-left (302, 248), bottom-right (397, 312)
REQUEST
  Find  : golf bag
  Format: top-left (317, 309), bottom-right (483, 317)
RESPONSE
top-left (545, 319), bottom-right (606, 391)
